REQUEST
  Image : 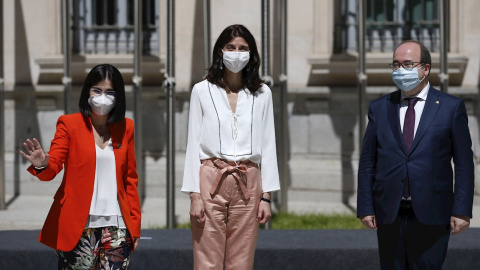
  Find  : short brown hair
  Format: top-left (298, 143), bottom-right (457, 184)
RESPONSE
top-left (394, 40), bottom-right (432, 68)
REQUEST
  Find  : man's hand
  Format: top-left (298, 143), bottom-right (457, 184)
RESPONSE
top-left (451, 215), bottom-right (470, 236)
top-left (360, 215), bottom-right (377, 229)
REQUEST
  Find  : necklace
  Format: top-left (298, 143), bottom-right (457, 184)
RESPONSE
top-left (92, 121), bottom-right (108, 144)
top-left (94, 126), bottom-right (107, 144)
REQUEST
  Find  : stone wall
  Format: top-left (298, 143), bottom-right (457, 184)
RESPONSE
top-left (3, 85), bottom-right (480, 212)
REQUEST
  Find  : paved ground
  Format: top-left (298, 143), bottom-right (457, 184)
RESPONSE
top-left (1, 194), bottom-right (480, 231)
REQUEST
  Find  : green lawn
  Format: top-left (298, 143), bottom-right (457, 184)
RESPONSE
top-left (268, 212), bottom-right (365, 229)
top-left (173, 212), bottom-right (365, 230)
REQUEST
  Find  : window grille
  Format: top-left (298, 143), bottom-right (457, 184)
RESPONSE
top-left (335, 0), bottom-right (444, 53)
top-left (72, 0), bottom-right (158, 55)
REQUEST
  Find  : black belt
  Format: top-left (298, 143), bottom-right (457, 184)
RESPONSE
top-left (399, 200), bottom-right (413, 210)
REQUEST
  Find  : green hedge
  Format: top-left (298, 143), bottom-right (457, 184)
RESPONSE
top-left (173, 212), bottom-right (365, 230)
top-left (267, 212), bottom-right (365, 229)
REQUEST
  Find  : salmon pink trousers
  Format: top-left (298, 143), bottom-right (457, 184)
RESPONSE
top-left (190, 158), bottom-right (263, 270)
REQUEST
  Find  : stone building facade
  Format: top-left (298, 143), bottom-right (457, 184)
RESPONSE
top-left (2, 0), bottom-right (479, 216)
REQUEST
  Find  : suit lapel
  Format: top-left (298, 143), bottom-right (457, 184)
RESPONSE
top-left (409, 87), bottom-right (441, 154)
top-left (387, 91), bottom-right (407, 155)
top-left (81, 115), bottom-right (96, 156)
top-left (79, 115), bottom-right (97, 187)
top-left (109, 119), bottom-right (126, 151)
top-left (109, 119), bottom-right (127, 188)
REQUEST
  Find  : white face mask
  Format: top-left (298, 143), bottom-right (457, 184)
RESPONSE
top-left (88, 94), bottom-right (115, 116)
top-left (392, 67), bottom-right (426, 92)
top-left (222, 51), bottom-right (250, 73)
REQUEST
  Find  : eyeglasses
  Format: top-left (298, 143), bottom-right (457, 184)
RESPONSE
top-left (90, 89), bottom-right (116, 97)
top-left (389, 61), bottom-right (423, 71)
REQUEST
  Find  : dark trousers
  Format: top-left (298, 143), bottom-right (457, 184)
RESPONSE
top-left (377, 204), bottom-right (450, 270)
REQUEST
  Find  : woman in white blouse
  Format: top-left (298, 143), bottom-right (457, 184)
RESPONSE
top-left (20, 64), bottom-right (141, 269)
top-left (182, 24), bottom-right (280, 270)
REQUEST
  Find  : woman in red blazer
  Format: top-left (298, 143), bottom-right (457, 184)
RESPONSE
top-left (20, 64), bottom-right (141, 269)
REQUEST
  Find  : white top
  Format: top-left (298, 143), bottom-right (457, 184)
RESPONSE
top-left (87, 140), bottom-right (125, 228)
top-left (182, 80), bottom-right (281, 194)
top-left (400, 82), bottom-right (430, 137)
top-left (399, 83), bottom-right (430, 200)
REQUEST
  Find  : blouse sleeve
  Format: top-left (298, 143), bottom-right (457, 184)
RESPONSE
top-left (260, 86), bottom-right (281, 192)
top-left (181, 85), bottom-right (203, 194)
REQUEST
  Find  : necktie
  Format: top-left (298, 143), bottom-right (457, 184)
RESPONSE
top-left (403, 98), bottom-right (419, 152)
top-left (402, 98), bottom-right (419, 199)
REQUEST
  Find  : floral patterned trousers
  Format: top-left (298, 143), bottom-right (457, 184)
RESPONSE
top-left (56, 226), bottom-right (133, 270)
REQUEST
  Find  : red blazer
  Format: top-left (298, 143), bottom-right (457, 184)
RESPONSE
top-left (28, 113), bottom-right (141, 251)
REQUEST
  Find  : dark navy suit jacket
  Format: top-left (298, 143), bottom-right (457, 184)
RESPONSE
top-left (357, 86), bottom-right (474, 225)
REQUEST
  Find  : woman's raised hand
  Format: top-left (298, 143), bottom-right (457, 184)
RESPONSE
top-left (19, 138), bottom-right (50, 168)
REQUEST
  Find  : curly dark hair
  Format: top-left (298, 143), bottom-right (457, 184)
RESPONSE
top-left (205, 24), bottom-right (264, 93)
top-left (79, 64), bottom-right (126, 124)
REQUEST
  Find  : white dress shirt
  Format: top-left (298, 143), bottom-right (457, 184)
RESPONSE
top-left (182, 80), bottom-right (281, 194)
top-left (400, 82), bottom-right (430, 137)
top-left (400, 83), bottom-right (430, 200)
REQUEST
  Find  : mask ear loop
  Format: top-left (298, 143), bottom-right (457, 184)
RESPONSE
top-left (418, 64), bottom-right (426, 83)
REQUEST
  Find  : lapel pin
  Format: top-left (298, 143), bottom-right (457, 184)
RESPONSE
top-left (117, 143), bottom-right (122, 149)
top-left (435, 101), bottom-right (439, 104)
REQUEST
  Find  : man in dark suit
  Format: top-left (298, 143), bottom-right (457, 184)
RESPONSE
top-left (357, 40), bottom-right (474, 269)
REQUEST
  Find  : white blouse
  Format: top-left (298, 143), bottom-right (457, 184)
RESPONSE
top-left (87, 140), bottom-right (125, 228)
top-left (182, 80), bottom-right (281, 194)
